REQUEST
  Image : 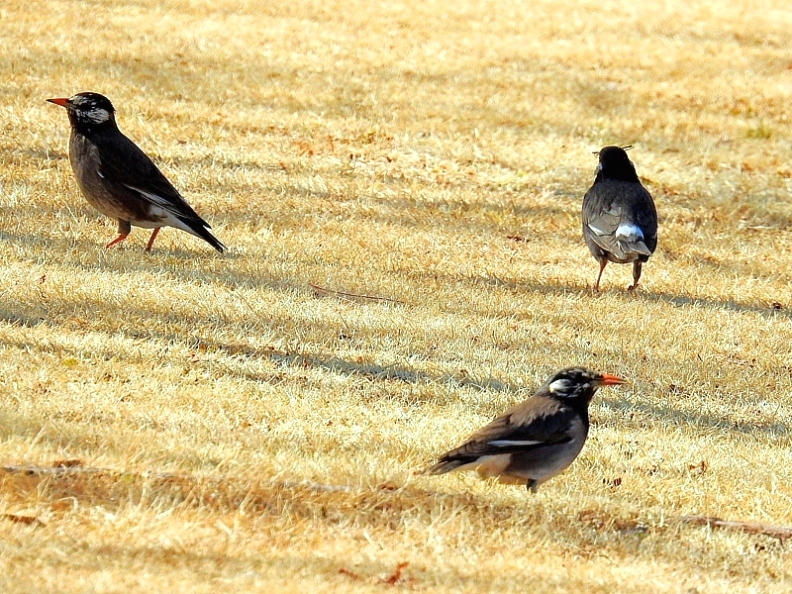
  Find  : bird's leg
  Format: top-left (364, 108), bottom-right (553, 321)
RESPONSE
top-left (145, 228), bottom-right (162, 252)
top-left (526, 479), bottom-right (538, 494)
top-left (594, 260), bottom-right (607, 292)
top-left (628, 261), bottom-right (643, 291)
top-left (105, 219), bottom-right (132, 249)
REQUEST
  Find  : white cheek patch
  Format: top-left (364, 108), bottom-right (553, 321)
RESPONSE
top-left (615, 223), bottom-right (644, 240)
top-left (488, 439), bottom-right (544, 447)
top-left (548, 379), bottom-right (569, 393)
top-left (84, 108), bottom-right (110, 123)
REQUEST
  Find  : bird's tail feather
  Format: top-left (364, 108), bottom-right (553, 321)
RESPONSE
top-left (181, 218), bottom-right (226, 253)
top-left (421, 459), bottom-right (468, 475)
top-left (619, 239), bottom-right (651, 257)
top-left (613, 223), bottom-right (651, 258)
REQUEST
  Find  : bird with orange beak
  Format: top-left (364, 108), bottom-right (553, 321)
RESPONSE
top-left (421, 367), bottom-right (625, 492)
top-left (47, 92), bottom-right (224, 253)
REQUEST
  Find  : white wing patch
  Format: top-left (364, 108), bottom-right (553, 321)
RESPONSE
top-left (133, 204), bottom-right (198, 236)
top-left (116, 183), bottom-right (202, 237)
top-left (97, 170), bottom-right (105, 179)
top-left (122, 184), bottom-right (175, 209)
top-left (587, 223), bottom-right (608, 236)
top-left (615, 223), bottom-right (644, 240)
top-left (488, 439), bottom-right (544, 447)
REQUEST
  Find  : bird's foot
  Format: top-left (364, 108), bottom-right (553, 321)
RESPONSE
top-left (105, 234), bottom-right (129, 249)
top-left (627, 283), bottom-right (639, 292)
top-left (145, 228), bottom-right (161, 252)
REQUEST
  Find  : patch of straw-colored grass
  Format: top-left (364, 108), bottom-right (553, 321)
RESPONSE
top-left (1, 0), bottom-right (792, 591)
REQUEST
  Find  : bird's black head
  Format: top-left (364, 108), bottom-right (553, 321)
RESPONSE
top-left (543, 367), bottom-right (625, 403)
top-left (47, 92), bottom-right (117, 131)
top-left (594, 146), bottom-right (640, 183)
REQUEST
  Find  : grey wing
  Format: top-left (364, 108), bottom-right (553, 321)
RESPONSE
top-left (434, 405), bottom-right (578, 462)
top-left (95, 130), bottom-right (209, 225)
top-left (583, 182), bottom-right (656, 259)
top-left (632, 189), bottom-right (658, 252)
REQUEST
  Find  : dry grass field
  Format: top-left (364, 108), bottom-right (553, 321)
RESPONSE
top-left (2, 0), bottom-right (792, 591)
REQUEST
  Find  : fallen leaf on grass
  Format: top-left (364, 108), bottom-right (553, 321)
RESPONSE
top-left (382, 562), bottom-right (409, 585)
top-left (338, 567), bottom-right (362, 580)
top-left (1, 514), bottom-right (43, 526)
top-left (687, 460), bottom-right (708, 474)
top-left (377, 482), bottom-right (400, 492)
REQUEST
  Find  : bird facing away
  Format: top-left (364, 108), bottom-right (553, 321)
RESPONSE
top-left (47, 92), bottom-right (225, 253)
top-left (421, 367), bottom-right (625, 493)
top-left (582, 146), bottom-right (657, 291)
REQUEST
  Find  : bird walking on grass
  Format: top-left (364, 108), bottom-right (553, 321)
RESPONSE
top-left (47, 92), bottom-right (225, 253)
top-left (582, 146), bottom-right (657, 291)
top-left (421, 367), bottom-right (625, 493)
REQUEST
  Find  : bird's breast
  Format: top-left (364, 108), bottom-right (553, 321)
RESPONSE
top-left (68, 134), bottom-right (155, 224)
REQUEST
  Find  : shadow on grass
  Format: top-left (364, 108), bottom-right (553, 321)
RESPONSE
top-left (0, 459), bottom-right (768, 588)
top-left (597, 391), bottom-right (790, 440)
top-left (0, 308), bottom-right (46, 328)
top-left (637, 289), bottom-right (791, 319)
top-left (474, 271), bottom-right (792, 321)
top-left (265, 349), bottom-right (521, 394)
top-left (0, 224), bottom-right (303, 297)
top-left (0, 303), bottom-right (786, 443)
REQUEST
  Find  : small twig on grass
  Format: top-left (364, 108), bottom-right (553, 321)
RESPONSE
top-left (309, 283), bottom-right (404, 304)
top-left (680, 515), bottom-right (792, 542)
top-left (279, 479), bottom-right (355, 493)
top-left (0, 513), bottom-right (43, 526)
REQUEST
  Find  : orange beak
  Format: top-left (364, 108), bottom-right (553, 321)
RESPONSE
top-left (598, 373), bottom-right (626, 386)
top-left (46, 97), bottom-right (71, 108)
